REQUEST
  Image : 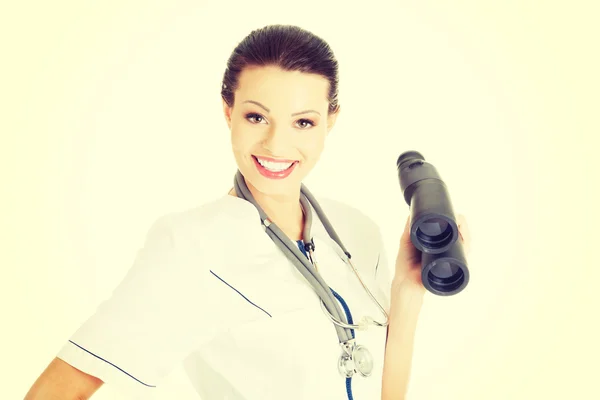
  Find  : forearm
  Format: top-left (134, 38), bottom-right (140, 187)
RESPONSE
top-left (380, 281), bottom-right (424, 400)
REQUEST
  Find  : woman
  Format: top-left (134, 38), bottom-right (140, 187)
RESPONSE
top-left (25, 24), bottom-right (471, 400)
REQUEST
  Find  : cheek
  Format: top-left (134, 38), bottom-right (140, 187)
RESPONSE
top-left (231, 117), bottom-right (265, 135)
top-left (299, 137), bottom-right (326, 160)
top-left (230, 123), bottom-right (255, 149)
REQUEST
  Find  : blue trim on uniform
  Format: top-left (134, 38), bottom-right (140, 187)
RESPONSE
top-left (209, 270), bottom-right (272, 318)
top-left (67, 340), bottom-right (156, 387)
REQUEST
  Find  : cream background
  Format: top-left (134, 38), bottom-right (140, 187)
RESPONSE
top-left (2, 0), bottom-right (598, 399)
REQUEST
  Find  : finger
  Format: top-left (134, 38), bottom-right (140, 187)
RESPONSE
top-left (396, 215), bottom-right (418, 271)
top-left (400, 214), bottom-right (411, 246)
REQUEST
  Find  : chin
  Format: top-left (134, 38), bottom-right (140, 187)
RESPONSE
top-left (255, 176), bottom-right (301, 196)
top-left (244, 166), bottom-right (303, 197)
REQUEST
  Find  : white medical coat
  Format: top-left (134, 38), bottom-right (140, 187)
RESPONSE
top-left (56, 193), bottom-right (395, 399)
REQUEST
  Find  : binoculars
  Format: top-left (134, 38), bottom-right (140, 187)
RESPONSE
top-left (396, 151), bottom-right (470, 296)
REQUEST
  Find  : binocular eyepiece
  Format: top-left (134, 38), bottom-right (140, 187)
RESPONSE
top-left (397, 151), bottom-right (470, 296)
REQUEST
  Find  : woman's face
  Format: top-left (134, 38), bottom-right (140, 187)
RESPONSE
top-left (223, 65), bottom-right (338, 198)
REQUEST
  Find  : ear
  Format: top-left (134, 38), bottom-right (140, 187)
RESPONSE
top-left (222, 98), bottom-right (233, 130)
top-left (326, 105), bottom-right (341, 134)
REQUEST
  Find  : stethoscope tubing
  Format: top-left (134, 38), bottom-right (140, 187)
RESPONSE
top-left (233, 171), bottom-right (388, 345)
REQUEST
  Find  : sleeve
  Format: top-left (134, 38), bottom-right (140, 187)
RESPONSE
top-left (56, 215), bottom-right (218, 399)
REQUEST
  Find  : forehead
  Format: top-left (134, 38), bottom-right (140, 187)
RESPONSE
top-left (236, 65), bottom-right (330, 109)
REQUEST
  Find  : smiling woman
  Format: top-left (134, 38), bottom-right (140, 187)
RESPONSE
top-left (224, 65), bottom-right (337, 237)
top-left (219, 25), bottom-right (342, 241)
top-left (24, 24), bottom-right (430, 400)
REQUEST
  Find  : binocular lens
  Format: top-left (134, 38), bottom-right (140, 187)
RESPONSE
top-left (428, 261), bottom-right (465, 292)
top-left (397, 150), bottom-right (470, 295)
top-left (416, 218), bottom-right (454, 250)
top-left (418, 218), bottom-right (448, 236)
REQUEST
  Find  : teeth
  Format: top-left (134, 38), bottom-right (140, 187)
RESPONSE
top-left (256, 157), bottom-right (294, 172)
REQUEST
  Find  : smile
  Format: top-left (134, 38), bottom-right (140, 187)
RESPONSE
top-left (252, 155), bottom-right (299, 179)
top-left (255, 156), bottom-right (295, 171)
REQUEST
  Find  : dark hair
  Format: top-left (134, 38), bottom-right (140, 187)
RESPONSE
top-left (221, 24), bottom-right (340, 114)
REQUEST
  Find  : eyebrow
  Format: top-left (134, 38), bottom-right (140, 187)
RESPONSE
top-left (242, 100), bottom-right (321, 116)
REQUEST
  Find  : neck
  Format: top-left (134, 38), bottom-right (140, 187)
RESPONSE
top-left (232, 179), bottom-right (305, 241)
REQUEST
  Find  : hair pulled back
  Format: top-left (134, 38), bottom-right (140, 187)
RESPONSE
top-left (221, 24), bottom-right (340, 114)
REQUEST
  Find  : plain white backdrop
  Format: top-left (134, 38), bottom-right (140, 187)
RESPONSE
top-left (2, 1), bottom-right (598, 399)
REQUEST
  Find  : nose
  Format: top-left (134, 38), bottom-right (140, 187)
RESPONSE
top-left (261, 124), bottom-right (293, 154)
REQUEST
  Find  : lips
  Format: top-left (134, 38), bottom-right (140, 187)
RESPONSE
top-left (252, 155), bottom-right (299, 179)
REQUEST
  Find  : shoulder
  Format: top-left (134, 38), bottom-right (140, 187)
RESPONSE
top-left (308, 193), bottom-right (385, 269)
top-left (311, 194), bottom-right (382, 238)
top-left (308, 194), bottom-right (387, 283)
top-left (149, 194), bottom-right (259, 242)
top-left (139, 195), bottom-right (264, 270)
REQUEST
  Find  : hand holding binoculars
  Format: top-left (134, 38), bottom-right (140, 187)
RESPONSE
top-left (397, 151), bottom-right (470, 296)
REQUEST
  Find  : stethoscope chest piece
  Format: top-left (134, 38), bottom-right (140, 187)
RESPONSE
top-left (338, 340), bottom-right (374, 378)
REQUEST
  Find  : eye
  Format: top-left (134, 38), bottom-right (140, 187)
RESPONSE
top-left (245, 112), bottom-right (267, 124)
top-left (296, 118), bottom-right (315, 129)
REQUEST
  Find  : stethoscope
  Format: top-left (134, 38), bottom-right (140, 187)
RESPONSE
top-left (233, 170), bottom-right (389, 380)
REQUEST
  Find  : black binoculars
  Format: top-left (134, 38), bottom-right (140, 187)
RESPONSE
top-left (396, 151), bottom-right (470, 296)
